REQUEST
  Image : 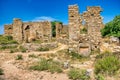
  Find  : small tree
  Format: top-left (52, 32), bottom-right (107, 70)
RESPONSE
top-left (101, 15), bottom-right (120, 37)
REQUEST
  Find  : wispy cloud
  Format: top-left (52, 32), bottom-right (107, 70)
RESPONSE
top-left (32, 16), bottom-right (57, 22)
top-left (0, 25), bottom-right (4, 34)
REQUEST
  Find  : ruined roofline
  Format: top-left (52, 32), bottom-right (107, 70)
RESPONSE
top-left (13, 18), bottom-right (51, 23)
top-left (4, 24), bottom-right (12, 26)
top-left (68, 4), bottom-right (78, 8)
top-left (87, 6), bottom-right (103, 11)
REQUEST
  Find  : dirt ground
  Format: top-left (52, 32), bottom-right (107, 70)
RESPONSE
top-left (0, 44), bottom-right (70, 80)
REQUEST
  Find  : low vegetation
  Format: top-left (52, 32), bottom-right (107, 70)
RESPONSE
top-left (32, 40), bottom-right (42, 44)
top-left (67, 51), bottom-right (90, 61)
top-left (28, 54), bottom-right (37, 58)
top-left (0, 45), bottom-right (17, 50)
top-left (80, 27), bottom-right (87, 34)
top-left (95, 74), bottom-right (105, 80)
top-left (16, 54), bottom-right (23, 60)
top-left (0, 68), bottom-right (4, 75)
top-left (95, 52), bottom-right (120, 76)
top-left (68, 68), bottom-right (90, 80)
top-left (19, 46), bottom-right (27, 53)
top-left (37, 47), bottom-right (49, 51)
top-left (30, 58), bottom-right (62, 73)
top-left (0, 35), bottom-right (18, 44)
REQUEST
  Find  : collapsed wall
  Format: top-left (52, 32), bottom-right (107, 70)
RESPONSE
top-left (68, 4), bottom-right (82, 53)
top-left (68, 4), bottom-right (104, 56)
top-left (4, 19), bottom-right (52, 43)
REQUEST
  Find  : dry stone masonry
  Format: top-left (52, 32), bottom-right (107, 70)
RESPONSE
top-left (4, 18), bottom-right (52, 43)
top-left (68, 4), bottom-right (104, 56)
top-left (4, 4), bottom-right (105, 56)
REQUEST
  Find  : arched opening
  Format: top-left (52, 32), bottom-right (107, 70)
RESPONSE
top-left (25, 25), bottom-right (30, 43)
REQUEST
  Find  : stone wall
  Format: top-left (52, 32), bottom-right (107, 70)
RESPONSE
top-left (68, 4), bottom-right (104, 56)
top-left (4, 19), bottom-right (52, 43)
top-left (56, 23), bottom-right (68, 39)
top-left (4, 24), bottom-right (13, 36)
top-left (68, 4), bottom-right (82, 53)
top-left (23, 42), bottom-right (58, 51)
top-left (13, 18), bottom-right (23, 43)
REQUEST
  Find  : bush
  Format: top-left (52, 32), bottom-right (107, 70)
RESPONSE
top-left (0, 35), bottom-right (18, 44)
top-left (67, 51), bottom-right (89, 61)
top-left (0, 68), bottom-right (3, 75)
top-left (30, 58), bottom-right (62, 73)
top-left (37, 47), bottom-right (49, 51)
top-left (0, 45), bottom-right (17, 50)
top-left (10, 49), bottom-right (14, 53)
top-left (95, 74), bottom-right (105, 80)
top-left (16, 54), bottom-right (23, 60)
top-left (10, 49), bottom-right (19, 53)
top-left (68, 68), bottom-right (90, 80)
top-left (95, 54), bottom-right (120, 75)
top-left (19, 46), bottom-right (27, 53)
top-left (28, 54), bottom-right (37, 58)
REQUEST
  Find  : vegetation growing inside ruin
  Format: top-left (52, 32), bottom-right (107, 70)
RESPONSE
top-left (30, 58), bottom-right (63, 73)
top-left (80, 27), bottom-right (87, 34)
top-left (0, 35), bottom-right (18, 44)
top-left (94, 52), bottom-right (120, 76)
top-left (101, 15), bottom-right (120, 37)
top-left (67, 51), bottom-right (90, 61)
top-left (68, 68), bottom-right (90, 80)
top-left (51, 21), bottom-right (63, 37)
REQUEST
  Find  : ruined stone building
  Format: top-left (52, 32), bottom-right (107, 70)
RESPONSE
top-left (4, 18), bottom-right (69, 43)
top-left (4, 4), bottom-right (104, 56)
top-left (4, 18), bottom-right (52, 43)
top-left (68, 4), bottom-right (104, 56)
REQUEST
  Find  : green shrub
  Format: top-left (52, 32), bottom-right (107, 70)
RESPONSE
top-left (10, 49), bottom-right (14, 53)
top-left (32, 40), bottom-right (42, 44)
top-left (37, 47), bottom-right (49, 51)
top-left (0, 35), bottom-right (18, 44)
top-left (0, 45), bottom-right (17, 50)
top-left (68, 68), bottom-right (90, 80)
top-left (28, 54), bottom-right (37, 58)
top-left (80, 27), bottom-right (87, 34)
top-left (0, 68), bottom-right (3, 75)
top-left (95, 74), bottom-right (105, 80)
top-left (95, 55), bottom-right (120, 75)
top-left (30, 58), bottom-right (50, 71)
top-left (19, 46), bottom-right (27, 53)
top-left (16, 54), bottom-right (23, 60)
top-left (30, 58), bottom-right (62, 73)
top-left (10, 49), bottom-right (19, 53)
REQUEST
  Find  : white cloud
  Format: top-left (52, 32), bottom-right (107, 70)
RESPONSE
top-left (32, 16), bottom-right (57, 22)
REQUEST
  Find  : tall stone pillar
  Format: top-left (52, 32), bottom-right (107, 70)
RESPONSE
top-left (68, 4), bottom-right (81, 53)
top-left (13, 18), bottom-right (23, 43)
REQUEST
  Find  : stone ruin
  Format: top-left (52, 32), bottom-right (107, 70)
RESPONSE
top-left (4, 4), bottom-right (105, 56)
top-left (68, 4), bottom-right (104, 56)
top-left (4, 19), bottom-right (69, 43)
top-left (4, 18), bottom-right (52, 43)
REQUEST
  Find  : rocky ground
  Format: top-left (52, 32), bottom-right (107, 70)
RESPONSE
top-left (0, 43), bottom-right (118, 80)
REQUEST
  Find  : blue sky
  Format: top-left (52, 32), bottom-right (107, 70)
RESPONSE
top-left (0, 0), bottom-right (120, 34)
